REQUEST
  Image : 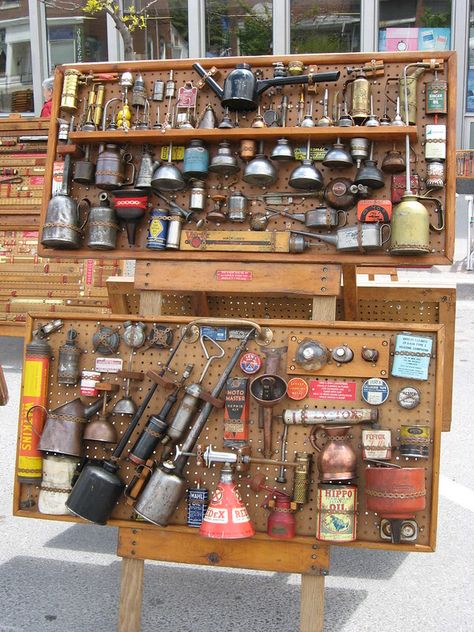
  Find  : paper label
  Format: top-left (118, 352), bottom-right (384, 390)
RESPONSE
top-left (216, 270), bottom-right (253, 281)
top-left (391, 334), bottom-right (433, 381)
top-left (95, 357), bottom-right (123, 373)
top-left (310, 380), bottom-right (356, 401)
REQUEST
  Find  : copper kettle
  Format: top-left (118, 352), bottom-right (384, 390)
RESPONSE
top-left (310, 425), bottom-right (357, 482)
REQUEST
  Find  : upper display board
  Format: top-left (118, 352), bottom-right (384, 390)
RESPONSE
top-left (37, 52), bottom-right (456, 265)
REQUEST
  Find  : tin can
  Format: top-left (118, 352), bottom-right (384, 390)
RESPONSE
top-left (399, 425), bottom-right (430, 458)
top-left (425, 79), bottom-right (448, 115)
top-left (187, 485), bottom-right (209, 527)
top-left (362, 429), bottom-right (392, 460)
top-left (316, 484), bottom-right (357, 542)
top-left (166, 214), bottom-right (182, 249)
top-left (183, 140), bottom-right (209, 179)
top-left (224, 376), bottom-right (249, 447)
top-left (153, 80), bottom-right (165, 101)
top-left (189, 180), bottom-right (206, 211)
top-left (425, 124), bottom-right (446, 160)
top-left (146, 208), bottom-right (168, 250)
top-left (426, 160), bottom-right (445, 189)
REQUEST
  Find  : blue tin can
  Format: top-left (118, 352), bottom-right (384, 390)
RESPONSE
top-left (147, 208), bottom-right (168, 249)
top-left (183, 140), bottom-right (209, 179)
top-left (187, 485), bottom-right (209, 527)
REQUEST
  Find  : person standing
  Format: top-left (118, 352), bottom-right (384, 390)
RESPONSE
top-left (40, 77), bottom-right (54, 117)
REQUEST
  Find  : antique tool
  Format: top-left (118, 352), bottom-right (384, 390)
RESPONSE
top-left (350, 138), bottom-right (370, 168)
top-left (154, 191), bottom-right (199, 225)
top-left (400, 60), bottom-right (443, 125)
top-left (381, 143), bottom-right (406, 173)
top-left (289, 139), bottom-right (323, 191)
top-left (291, 223), bottom-right (391, 252)
top-left (283, 407), bottom-right (378, 426)
top-left (300, 99), bottom-right (315, 127)
top-left (83, 383), bottom-right (119, 443)
top-left (209, 141), bottom-right (240, 175)
top-left (390, 69), bottom-right (444, 255)
top-left (227, 190), bottom-right (248, 222)
top-left (250, 473), bottom-right (296, 539)
top-left (243, 142), bottom-right (277, 187)
top-left (364, 95), bottom-right (380, 126)
top-left (163, 70), bottom-right (176, 128)
top-left (111, 189), bottom-right (149, 245)
top-left (152, 79), bottom-right (165, 102)
top-left (92, 324), bottom-right (120, 354)
top-left (81, 83), bottom-right (105, 131)
top-left (193, 62), bottom-right (340, 111)
top-left (355, 143), bottom-right (385, 189)
top-left (116, 71), bottom-right (134, 130)
top-left (41, 118), bottom-right (89, 249)
top-left (279, 94), bottom-right (289, 127)
top-left (183, 140), bottom-right (209, 180)
top-left (95, 143), bottom-right (135, 190)
top-left (39, 396), bottom-right (105, 457)
top-left (337, 97), bottom-right (354, 126)
top-left (57, 329), bottom-right (82, 386)
top-left (132, 72), bottom-right (147, 108)
top-left (113, 351), bottom-right (144, 415)
top-left (65, 331), bottom-right (188, 524)
top-left (176, 80), bottom-right (198, 127)
top-left (17, 323), bottom-right (59, 483)
top-left (86, 191), bottom-right (119, 250)
top-left (60, 69), bottom-right (84, 112)
top-left (365, 465), bottom-right (426, 544)
top-left (250, 373), bottom-right (287, 459)
top-left (135, 145), bottom-right (161, 190)
top-left (199, 463), bottom-right (255, 539)
top-left (218, 107), bottom-right (234, 128)
top-left (273, 206), bottom-right (347, 230)
top-left (316, 484), bottom-right (357, 542)
top-left (73, 146), bottom-right (95, 184)
top-left (391, 96), bottom-right (404, 126)
top-left (160, 335), bottom-right (225, 456)
top-left (324, 177), bottom-right (368, 210)
top-left (133, 330), bottom-right (255, 526)
top-left (294, 338), bottom-right (329, 371)
top-left (197, 104), bottom-right (217, 129)
top-left (271, 138), bottom-right (293, 162)
top-left (322, 138), bottom-right (353, 169)
top-left (38, 455), bottom-right (78, 516)
top-left (251, 106), bottom-right (266, 128)
top-left (151, 142), bottom-right (185, 191)
top-left (316, 89), bottom-right (332, 126)
top-left (345, 61), bottom-right (384, 123)
top-left (310, 425), bottom-right (357, 481)
top-left (128, 364), bottom-right (193, 466)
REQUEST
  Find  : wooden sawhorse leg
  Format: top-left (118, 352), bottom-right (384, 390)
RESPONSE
top-left (300, 574), bottom-right (325, 632)
top-left (118, 557), bottom-right (145, 632)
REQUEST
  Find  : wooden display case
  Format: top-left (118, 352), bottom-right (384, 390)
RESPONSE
top-left (37, 51), bottom-right (456, 265)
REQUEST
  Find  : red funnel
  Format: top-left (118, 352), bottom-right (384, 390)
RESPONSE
top-left (199, 463), bottom-right (255, 539)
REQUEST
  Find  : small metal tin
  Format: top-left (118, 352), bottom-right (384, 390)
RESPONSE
top-left (399, 425), bottom-right (430, 459)
top-left (361, 378), bottom-right (389, 406)
top-left (361, 429), bottom-right (392, 461)
top-left (287, 377), bottom-right (309, 401)
top-left (165, 214), bottom-right (182, 250)
top-left (396, 386), bottom-right (421, 409)
top-left (147, 208), bottom-right (168, 250)
top-left (152, 80), bottom-right (165, 101)
top-left (92, 325), bottom-right (120, 355)
top-left (239, 351), bottom-right (262, 374)
top-left (316, 484), bottom-right (357, 542)
top-left (426, 79), bottom-right (448, 115)
top-left (426, 160), bottom-right (445, 189)
top-left (187, 485), bottom-right (209, 528)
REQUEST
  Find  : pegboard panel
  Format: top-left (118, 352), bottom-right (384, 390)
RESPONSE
top-left (37, 52), bottom-right (455, 266)
top-left (14, 313), bottom-right (444, 552)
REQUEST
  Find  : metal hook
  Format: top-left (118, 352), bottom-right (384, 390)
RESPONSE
top-left (197, 334), bottom-right (225, 383)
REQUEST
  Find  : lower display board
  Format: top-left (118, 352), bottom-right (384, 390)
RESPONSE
top-left (13, 314), bottom-right (444, 552)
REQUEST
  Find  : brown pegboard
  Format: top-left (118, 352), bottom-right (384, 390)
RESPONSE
top-left (14, 313), bottom-right (444, 552)
top-left (37, 51), bottom-right (456, 265)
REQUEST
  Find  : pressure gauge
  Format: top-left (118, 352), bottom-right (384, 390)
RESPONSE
top-left (396, 386), bottom-right (421, 410)
top-left (122, 321), bottom-right (147, 349)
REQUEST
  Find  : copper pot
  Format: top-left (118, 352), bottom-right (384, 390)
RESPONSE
top-left (310, 425), bottom-right (357, 482)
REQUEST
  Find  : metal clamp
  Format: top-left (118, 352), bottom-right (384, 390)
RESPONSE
top-left (182, 317), bottom-right (273, 347)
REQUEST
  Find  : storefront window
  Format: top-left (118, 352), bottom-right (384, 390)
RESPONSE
top-left (378, 0), bottom-right (451, 52)
top-left (290, 1), bottom-right (361, 54)
top-left (0, 0), bottom-right (33, 113)
top-left (44, 3), bottom-right (108, 73)
top-left (205, 1), bottom-right (273, 57)
top-left (132, 0), bottom-right (188, 60)
top-left (467, 1), bottom-right (474, 113)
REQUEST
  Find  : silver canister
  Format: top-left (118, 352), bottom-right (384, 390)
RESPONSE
top-left (189, 180), bottom-right (206, 212)
top-left (166, 213), bottom-right (182, 249)
top-left (227, 190), bottom-right (248, 222)
top-left (153, 80), bottom-right (165, 101)
top-left (86, 194), bottom-right (119, 250)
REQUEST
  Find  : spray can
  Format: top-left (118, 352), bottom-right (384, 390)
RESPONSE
top-left (17, 334), bottom-right (52, 483)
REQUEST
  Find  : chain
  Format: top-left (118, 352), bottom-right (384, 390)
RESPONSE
top-left (47, 412), bottom-right (86, 424)
top-left (366, 489), bottom-right (426, 499)
top-left (43, 222), bottom-right (83, 234)
top-left (40, 485), bottom-right (71, 494)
